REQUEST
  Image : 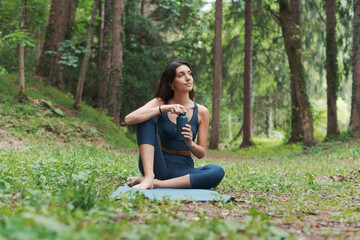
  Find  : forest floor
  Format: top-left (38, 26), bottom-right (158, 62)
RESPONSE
top-left (109, 148), bottom-right (360, 240)
top-left (2, 135), bottom-right (360, 239)
top-left (1, 74), bottom-right (360, 239)
top-left (188, 150), bottom-right (360, 240)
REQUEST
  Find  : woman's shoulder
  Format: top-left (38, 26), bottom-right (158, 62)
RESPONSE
top-left (146, 97), bottom-right (164, 106)
top-left (195, 103), bottom-right (209, 125)
top-left (196, 103), bottom-right (209, 116)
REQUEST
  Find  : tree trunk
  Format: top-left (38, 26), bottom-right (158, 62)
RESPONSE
top-left (278, 0), bottom-right (316, 146)
top-left (18, 0), bottom-right (26, 102)
top-left (97, 0), bottom-right (113, 109)
top-left (273, 96), bottom-right (277, 129)
top-left (36, 0), bottom-right (76, 89)
top-left (109, 0), bottom-right (124, 125)
top-left (66, 0), bottom-right (77, 40)
top-left (325, 0), bottom-right (339, 140)
top-left (35, 28), bottom-right (41, 67)
top-left (36, 0), bottom-right (59, 79)
top-left (140, 0), bottom-right (148, 16)
top-left (265, 96), bottom-right (271, 137)
top-left (97, 0), bottom-right (105, 69)
top-left (74, 0), bottom-right (99, 109)
top-left (228, 112), bottom-right (232, 140)
top-left (209, 0), bottom-right (222, 150)
top-left (19, 43), bottom-right (25, 94)
top-left (240, 0), bottom-right (255, 148)
top-left (350, 0), bottom-right (360, 135)
top-left (140, 0), bottom-right (147, 46)
top-left (288, 0), bottom-right (303, 143)
top-left (273, 74), bottom-right (279, 129)
top-left (51, 0), bottom-right (76, 89)
top-left (288, 78), bottom-right (303, 142)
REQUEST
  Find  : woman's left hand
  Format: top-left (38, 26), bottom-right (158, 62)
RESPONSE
top-left (182, 124), bottom-right (193, 146)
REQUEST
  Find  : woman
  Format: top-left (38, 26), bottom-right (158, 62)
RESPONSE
top-left (125, 61), bottom-right (225, 190)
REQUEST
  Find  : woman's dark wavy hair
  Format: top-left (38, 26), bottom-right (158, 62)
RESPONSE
top-left (155, 61), bottom-right (195, 101)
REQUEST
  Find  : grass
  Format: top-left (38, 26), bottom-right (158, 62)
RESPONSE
top-left (0, 145), bottom-right (295, 239)
top-left (1, 74), bottom-right (360, 239)
top-left (0, 74), bottom-right (135, 149)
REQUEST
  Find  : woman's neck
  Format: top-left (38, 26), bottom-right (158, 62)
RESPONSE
top-left (170, 92), bottom-right (192, 106)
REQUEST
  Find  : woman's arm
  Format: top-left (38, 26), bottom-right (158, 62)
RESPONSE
top-left (124, 98), bottom-right (162, 125)
top-left (125, 98), bottom-right (187, 125)
top-left (183, 105), bottom-right (209, 159)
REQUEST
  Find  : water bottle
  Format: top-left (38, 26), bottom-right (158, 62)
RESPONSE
top-left (176, 113), bottom-right (188, 141)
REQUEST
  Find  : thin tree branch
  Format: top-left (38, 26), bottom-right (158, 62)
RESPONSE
top-left (265, 5), bottom-right (281, 25)
top-left (311, 0), bottom-right (325, 23)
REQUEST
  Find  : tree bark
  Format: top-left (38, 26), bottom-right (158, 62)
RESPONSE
top-left (97, 0), bottom-right (113, 109)
top-left (278, 0), bottom-right (316, 146)
top-left (18, 0), bottom-right (26, 102)
top-left (288, 78), bottom-right (303, 142)
top-left (36, 0), bottom-right (59, 79)
top-left (140, 0), bottom-right (148, 46)
top-left (228, 112), bottom-right (232, 140)
top-left (288, 0), bottom-right (303, 143)
top-left (209, 0), bottom-right (223, 149)
top-left (36, 0), bottom-right (76, 89)
top-left (265, 96), bottom-right (271, 137)
top-left (350, 0), bottom-right (360, 135)
top-left (66, 0), bottom-right (77, 40)
top-left (109, 0), bottom-right (124, 125)
top-left (97, 0), bottom-right (105, 69)
top-left (19, 43), bottom-right (25, 94)
top-left (273, 73), bottom-right (280, 129)
top-left (325, 0), bottom-right (339, 140)
top-left (240, 0), bottom-right (255, 148)
top-left (51, 0), bottom-right (76, 89)
top-left (35, 28), bottom-right (41, 67)
top-left (74, 0), bottom-right (99, 109)
top-left (140, 0), bottom-right (148, 16)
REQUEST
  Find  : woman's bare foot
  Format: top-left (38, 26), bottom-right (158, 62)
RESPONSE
top-left (126, 177), bottom-right (143, 187)
top-left (126, 177), bottom-right (162, 189)
top-left (132, 176), bottom-right (154, 189)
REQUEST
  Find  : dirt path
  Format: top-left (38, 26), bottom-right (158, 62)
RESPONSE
top-left (204, 151), bottom-right (248, 162)
top-left (0, 128), bottom-right (25, 149)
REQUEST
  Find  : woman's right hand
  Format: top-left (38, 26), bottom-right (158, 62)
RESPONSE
top-left (163, 104), bottom-right (186, 115)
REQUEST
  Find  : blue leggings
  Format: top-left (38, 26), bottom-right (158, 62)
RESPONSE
top-left (136, 117), bottom-right (225, 189)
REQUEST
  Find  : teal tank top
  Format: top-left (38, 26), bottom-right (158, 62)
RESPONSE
top-left (158, 102), bottom-right (198, 151)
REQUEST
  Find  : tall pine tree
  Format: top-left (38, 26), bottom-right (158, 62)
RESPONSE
top-left (241, 0), bottom-right (255, 148)
top-left (209, 0), bottom-right (223, 149)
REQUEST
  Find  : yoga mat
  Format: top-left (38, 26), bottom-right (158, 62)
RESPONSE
top-left (112, 185), bottom-right (231, 202)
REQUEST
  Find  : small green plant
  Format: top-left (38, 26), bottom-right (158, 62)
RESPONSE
top-left (46, 40), bottom-right (91, 68)
top-left (41, 100), bottom-right (64, 116)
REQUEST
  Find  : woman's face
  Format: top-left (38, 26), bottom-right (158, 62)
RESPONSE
top-left (171, 64), bottom-right (193, 92)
